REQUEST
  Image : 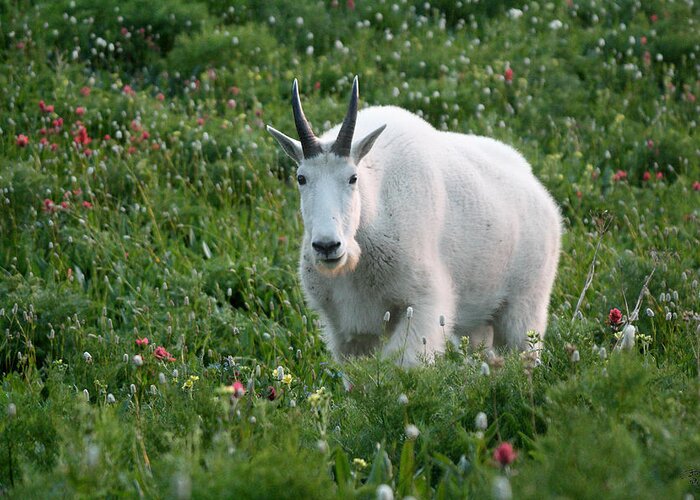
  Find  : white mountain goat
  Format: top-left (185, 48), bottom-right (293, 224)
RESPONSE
top-left (267, 77), bottom-right (561, 366)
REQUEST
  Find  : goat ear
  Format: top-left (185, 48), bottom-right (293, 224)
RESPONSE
top-left (267, 125), bottom-right (303, 163)
top-left (352, 124), bottom-right (386, 164)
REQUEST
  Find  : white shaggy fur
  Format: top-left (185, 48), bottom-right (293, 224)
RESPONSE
top-left (269, 96), bottom-right (561, 367)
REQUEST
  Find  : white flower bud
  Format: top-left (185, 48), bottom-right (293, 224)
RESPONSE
top-left (83, 351), bottom-right (93, 363)
top-left (405, 424), bottom-right (420, 439)
top-left (158, 372), bottom-right (167, 384)
top-left (475, 411), bottom-right (488, 430)
top-left (7, 403), bottom-right (17, 419)
top-left (132, 354), bottom-right (143, 367)
top-left (480, 362), bottom-right (490, 376)
top-left (621, 324), bottom-right (636, 350)
top-left (571, 350), bottom-right (580, 363)
top-left (376, 484), bottom-right (394, 500)
top-left (106, 393), bottom-right (116, 404)
top-left (397, 393), bottom-right (409, 405)
top-left (383, 311), bottom-right (391, 322)
top-left (645, 308), bottom-right (654, 317)
top-left (406, 306), bottom-right (413, 319)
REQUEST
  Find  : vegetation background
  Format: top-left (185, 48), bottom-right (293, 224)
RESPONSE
top-left (0, 0), bottom-right (699, 497)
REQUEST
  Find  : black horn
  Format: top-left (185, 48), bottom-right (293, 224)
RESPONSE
top-left (330, 76), bottom-right (359, 158)
top-left (292, 79), bottom-right (323, 159)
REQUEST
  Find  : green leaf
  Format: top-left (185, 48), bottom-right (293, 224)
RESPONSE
top-left (397, 439), bottom-right (415, 497)
top-left (333, 447), bottom-right (353, 496)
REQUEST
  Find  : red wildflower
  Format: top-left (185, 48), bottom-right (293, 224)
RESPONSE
top-left (123, 84), bottom-right (136, 96)
top-left (656, 172), bottom-right (663, 180)
top-left (643, 50), bottom-right (651, 66)
top-left (640, 36), bottom-right (647, 45)
top-left (39, 101), bottom-right (55, 113)
top-left (609, 308), bottom-right (622, 327)
top-left (154, 346), bottom-right (176, 362)
top-left (504, 67), bottom-right (514, 82)
top-left (75, 106), bottom-right (86, 116)
top-left (156, 92), bottom-right (165, 101)
top-left (314, 81), bottom-right (321, 91)
top-left (52, 117), bottom-right (64, 131)
top-left (50, 143), bottom-right (58, 152)
top-left (642, 171), bottom-right (651, 181)
top-left (82, 201), bottom-right (93, 209)
top-left (73, 125), bottom-right (92, 146)
top-left (612, 170), bottom-right (627, 182)
top-left (650, 13), bottom-right (658, 23)
top-left (43, 199), bottom-right (56, 213)
top-left (135, 337), bottom-right (149, 347)
top-left (493, 442), bottom-right (517, 467)
top-left (227, 99), bottom-right (236, 109)
top-left (16, 134), bottom-right (29, 147)
top-left (347, 0), bottom-right (355, 10)
top-left (80, 86), bottom-right (91, 96)
top-left (693, 181), bottom-right (700, 191)
top-left (196, 117), bottom-right (205, 126)
top-left (232, 381), bottom-right (245, 398)
top-left (266, 386), bottom-right (277, 401)
top-left (230, 86), bottom-right (240, 96)
top-left (104, 134), bottom-right (111, 141)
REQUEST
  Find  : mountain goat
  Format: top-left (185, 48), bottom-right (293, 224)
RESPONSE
top-left (267, 77), bottom-right (561, 366)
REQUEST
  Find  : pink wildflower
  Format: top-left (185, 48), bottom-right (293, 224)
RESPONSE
top-left (16, 134), bottom-right (29, 147)
top-left (609, 308), bottom-right (622, 327)
top-left (154, 346), bottom-right (176, 362)
top-left (493, 442), bottom-right (517, 467)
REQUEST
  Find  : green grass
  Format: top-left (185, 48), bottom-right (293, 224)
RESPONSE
top-left (1, 0), bottom-right (699, 497)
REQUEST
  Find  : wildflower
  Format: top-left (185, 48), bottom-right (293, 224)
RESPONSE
top-left (645, 308), bottom-right (655, 317)
top-left (16, 134), bottom-right (29, 147)
top-left (132, 354), bottom-right (143, 367)
top-left (376, 484), bottom-right (394, 500)
top-left (405, 424), bottom-right (420, 440)
top-left (693, 181), bottom-right (700, 191)
top-left (656, 172), bottom-right (663, 180)
top-left (73, 125), bottom-right (91, 146)
top-left (599, 347), bottom-right (608, 359)
top-left (620, 324), bottom-right (636, 350)
top-left (123, 84), bottom-right (135, 96)
top-left (80, 86), bottom-right (91, 96)
top-left (397, 393), bottom-right (409, 405)
top-left (383, 311), bottom-right (391, 322)
top-left (406, 306), bottom-right (414, 319)
top-left (158, 372), bottom-right (167, 384)
top-left (83, 351), bottom-right (93, 363)
top-left (353, 458), bottom-right (368, 469)
top-left (227, 99), bottom-right (236, 109)
top-left (273, 366), bottom-right (284, 380)
top-left (75, 106), bottom-right (86, 116)
top-left (266, 386), bottom-right (277, 401)
top-left (135, 337), bottom-right (149, 347)
top-left (82, 201), bottom-right (93, 209)
top-left (181, 375), bottom-right (199, 391)
top-left (571, 349), bottom-right (580, 362)
top-left (612, 170), bottom-right (627, 182)
top-left (282, 373), bottom-right (293, 386)
top-left (493, 442), bottom-right (517, 466)
top-left (43, 199), bottom-right (56, 213)
top-left (480, 361), bottom-right (490, 376)
top-left (642, 171), bottom-right (651, 181)
top-left (232, 381), bottom-right (245, 398)
top-left (154, 346), bottom-right (176, 362)
top-left (106, 393), bottom-right (116, 404)
top-left (156, 92), bottom-right (165, 101)
top-left (83, 389), bottom-right (90, 401)
top-left (504, 67), bottom-right (513, 82)
top-left (7, 403), bottom-right (17, 419)
top-left (475, 411), bottom-right (488, 430)
top-left (609, 308), bottom-right (622, 327)
top-left (39, 101), bottom-right (55, 113)
top-left (492, 476), bottom-right (513, 500)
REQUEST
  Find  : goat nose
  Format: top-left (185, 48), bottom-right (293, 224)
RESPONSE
top-left (312, 240), bottom-right (341, 255)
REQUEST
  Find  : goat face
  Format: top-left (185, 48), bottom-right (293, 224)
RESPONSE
top-left (267, 77), bottom-right (385, 277)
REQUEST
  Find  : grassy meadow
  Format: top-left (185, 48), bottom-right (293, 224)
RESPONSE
top-left (1, 0), bottom-right (700, 497)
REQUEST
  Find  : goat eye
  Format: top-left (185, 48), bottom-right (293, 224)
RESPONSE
top-left (349, 174), bottom-right (358, 185)
top-left (297, 174), bottom-right (307, 185)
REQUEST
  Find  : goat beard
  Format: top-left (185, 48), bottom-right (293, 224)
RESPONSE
top-left (313, 239), bottom-right (361, 278)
